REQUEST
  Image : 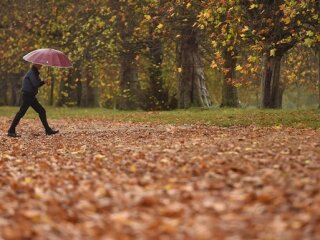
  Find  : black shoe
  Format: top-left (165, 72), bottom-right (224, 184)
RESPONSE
top-left (46, 129), bottom-right (59, 135)
top-left (7, 132), bottom-right (20, 138)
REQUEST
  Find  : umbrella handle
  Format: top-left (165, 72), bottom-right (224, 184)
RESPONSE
top-left (48, 68), bottom-right (55, 106)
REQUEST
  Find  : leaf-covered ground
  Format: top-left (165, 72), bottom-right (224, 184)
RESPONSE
top-left (0, 117), bottom-right (320, 240)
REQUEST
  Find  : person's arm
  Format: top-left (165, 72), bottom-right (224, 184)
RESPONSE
top-left (29, 71), bottom-right (45, 88)
top-left (39, 79), bottom-right (45, 87)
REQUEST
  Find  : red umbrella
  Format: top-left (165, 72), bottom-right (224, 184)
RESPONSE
top-left (23, 48), bottom-right (72, 68)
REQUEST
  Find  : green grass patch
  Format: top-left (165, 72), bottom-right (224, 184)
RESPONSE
top-left (0, 106), bottom-right (319, 128)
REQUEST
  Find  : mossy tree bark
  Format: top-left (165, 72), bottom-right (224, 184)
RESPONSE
top-left (220, 47), bottom-right (240, 107)
top-left (177, 27), bottom-right (211, 108)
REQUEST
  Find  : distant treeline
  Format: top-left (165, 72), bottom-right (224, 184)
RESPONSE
top-left (0, 0), bottom-right (319, 109)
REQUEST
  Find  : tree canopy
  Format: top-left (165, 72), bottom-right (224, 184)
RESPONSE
top-left (0, 0), bottom-right (319, 109)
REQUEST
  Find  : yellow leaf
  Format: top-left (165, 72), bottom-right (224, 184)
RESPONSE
top-left (94, 187), bottom-right (108, 197)
top-left (144, 15), bottom-right (151, 21)
top-left (110, 16), bottom-right (116, 22)
top-left (163, 184), bottom-right (172, 191)
top-left (157, 23), bottom-right (164, 29)
top-left (129, 164), bottom-right (137, 172)
top-left (270, 49), bottom-right (276, 57)
top-left (211, 62), bottom-right (218, 69)
top-left (282, 17), bottom-right (291, 24)
top-left (211, 40), bottom-right (217, 47)
top-left (248, 55), bottom-right (257, 63)
top-left (235, 65), bottom-right (243, 71)
top-left (306, 31), bottom-right (314, 37)
top-left (26, 166), bottom-right (34, 171)
top-left (110, 211), bottom-right (130, 223)
top-left (249, 4), bottom-right (258, 10)
top-left (97, 21), bottom-right (104, 28)
top-left (3, 154), bottom-right (15, 160)
top-left (160, 158), bottom-right (170, 163)
top-left (241, 26), bottom-right (249, 32)
top-left (94, 154), bottom-right (105, 160)
top-left (23, 177), bottom-right (33, 184)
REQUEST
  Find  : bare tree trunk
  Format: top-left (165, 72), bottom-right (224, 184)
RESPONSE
top-left (144, 20), bottom-right (169, 111)
top-left (116, 51), bottom-right (140, 110)
top-left (80, 69), bottom-right (96, 107)
top-left (80, 77), bottom-right (88, 107)
top-left (56, 73), bottom-right (71, 107)
top-left (317, 48), bottom-right (320, 109)
top-left (109, 1), bottom-right (141, 110)
top-left (260, 43), bottom-right (295, 109)
top-left (261, 54), bottom-right (284, 108)
top-left (56, 62), bottom-right (81, 107)
top-left (178, 28), bottom-right (211, 108)
top-left (76, 79), bottom-right (82, 107)
top-left (220, 47), bottom-right (240, 107)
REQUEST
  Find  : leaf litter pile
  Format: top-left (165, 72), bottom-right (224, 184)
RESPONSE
top-left (0, 117), bottom-right (320, 240)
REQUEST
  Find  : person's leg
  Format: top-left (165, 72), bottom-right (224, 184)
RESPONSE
top-left (8, 95), bottom-right (32, 133)
top-left (30, 98), bottom-right (51, 132)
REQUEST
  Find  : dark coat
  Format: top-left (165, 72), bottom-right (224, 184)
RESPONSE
top-left (21, 66), bottom-right (45, 96)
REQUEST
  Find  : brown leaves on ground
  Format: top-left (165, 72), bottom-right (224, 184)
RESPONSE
top-left (0, 117), bottom-right (320, 240)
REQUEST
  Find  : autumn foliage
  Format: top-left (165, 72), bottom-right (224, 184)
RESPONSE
top-left (0, 0), bottom-right (319, 109)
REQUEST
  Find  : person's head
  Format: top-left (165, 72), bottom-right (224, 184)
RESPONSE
top-left (32, 64), bottom-right (42, 70)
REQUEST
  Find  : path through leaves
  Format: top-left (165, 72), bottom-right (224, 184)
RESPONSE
top-left (0, 118), bottom-right (320, 239)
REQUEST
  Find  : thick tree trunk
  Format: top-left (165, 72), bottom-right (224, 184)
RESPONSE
top-left (109, 1), bottom-right (140, 110)
top-left (7, 73), bottom-right (22, 106)
top-left (220, 48), bottom-right (240, 107)
top-left (178, 29), bottom-right (211, 108)
top-left (78, 49), bottom-right (97, 107)
top-left (80, 70), bottom-right (96, 107)
top-left (0, 72), bottom-right (8, 105)
top-left (116, 52), bottom-right (140, 110)
top-left (261, 54), bottom-right (284, 108)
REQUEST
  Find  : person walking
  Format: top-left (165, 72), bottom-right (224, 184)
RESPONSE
top-left (7, 64), bottom-right (59, 137)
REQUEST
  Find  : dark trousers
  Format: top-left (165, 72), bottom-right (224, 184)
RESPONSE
top-left (8, 93), bottom-right (51, 133)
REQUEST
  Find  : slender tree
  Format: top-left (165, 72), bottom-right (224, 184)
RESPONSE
top-left (240, 0), bottom-right (319, 108)
top-left (199, 1), bottom-right (242, 107)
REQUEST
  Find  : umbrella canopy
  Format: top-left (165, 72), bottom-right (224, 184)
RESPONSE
top-left (23, 48), bottom-right (72, 68)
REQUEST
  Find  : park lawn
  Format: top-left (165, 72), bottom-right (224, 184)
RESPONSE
top-left (0, 106), bottom-right (319, 129)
